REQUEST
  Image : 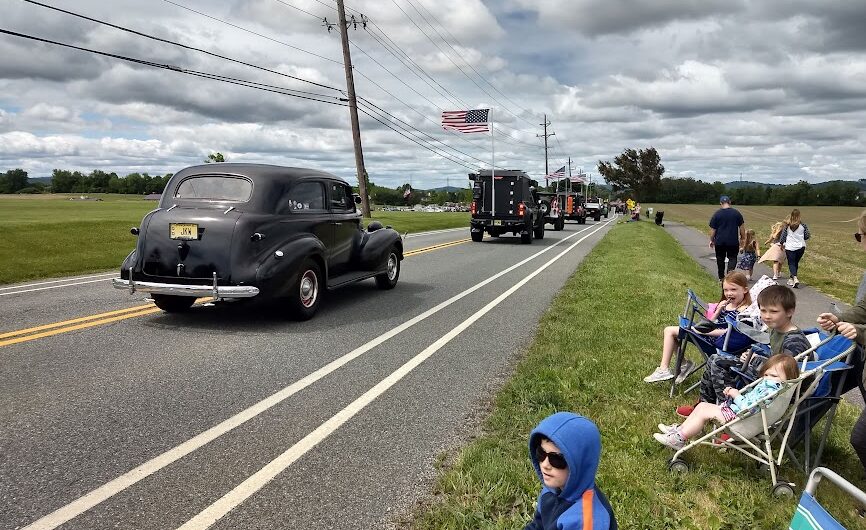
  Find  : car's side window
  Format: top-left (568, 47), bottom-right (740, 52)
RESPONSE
top-left (287, 181), bottom-right (326, 212)
top-left (329, 182), bottom-right (352, 212)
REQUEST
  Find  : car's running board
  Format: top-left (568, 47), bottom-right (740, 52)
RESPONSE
top-left (327, 270), bottom-right (382, 289)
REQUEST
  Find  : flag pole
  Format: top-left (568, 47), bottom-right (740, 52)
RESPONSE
top-left (490, 107), bottom-right (495, 217)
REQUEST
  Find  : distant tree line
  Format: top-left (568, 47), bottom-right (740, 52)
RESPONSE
top-left (646, 177), bottom-right (865, 206)
top-left (0, 168), bottom-right (173, 195)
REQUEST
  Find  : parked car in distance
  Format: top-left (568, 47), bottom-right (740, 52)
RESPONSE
top-left (113, 163), bottom-right (403, 320)
top-left (469, 169), bottom-right (544, 243)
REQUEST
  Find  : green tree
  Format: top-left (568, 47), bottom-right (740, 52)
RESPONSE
top-left (205, 152), bottom-right (226, 163)
top-left (597, 147), bottom-right (665, 201)
top-left (51, 169), bottom-right (84, 193)
top-left (0, 168), bottom-right (28, 193)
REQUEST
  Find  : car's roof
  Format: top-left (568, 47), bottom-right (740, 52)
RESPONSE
top-left (174, 163), bottom-right (347, 184)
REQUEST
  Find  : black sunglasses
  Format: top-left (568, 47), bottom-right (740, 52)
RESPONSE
top-left (856, 233), bottom-right (862, 243)
top-left (535, 446), bottom-right (568, 469)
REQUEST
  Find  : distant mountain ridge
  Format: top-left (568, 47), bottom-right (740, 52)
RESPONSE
top-left (723, 179), bottom-right (866, 190)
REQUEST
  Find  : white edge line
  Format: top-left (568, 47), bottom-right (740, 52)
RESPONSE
top-left (22, 224), bottom-right (600, 530)
top-left (176, 218), bottom-right (615, 529)
top-left (0, 272), bottom-right (115, 291)
top-left (0, 278), bottom-right (113, 297)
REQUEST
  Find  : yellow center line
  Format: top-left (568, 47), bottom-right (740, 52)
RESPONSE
top-left (404, 238), bottom-right (469, 257)
top-left (0, 306), bottom-right (163, 348)
top-left (0, 304), bottom-right (155, 340)
top-left (0, 238), bottom-right (469, 349)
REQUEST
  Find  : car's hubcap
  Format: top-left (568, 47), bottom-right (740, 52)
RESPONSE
top-left (387, 253), bottom-right (398, 281)
top-left (300, 270), bottom-right (318, 307)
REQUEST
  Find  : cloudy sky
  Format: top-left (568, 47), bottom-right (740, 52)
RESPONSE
top-left (1, 0), bottom-right (865, 189)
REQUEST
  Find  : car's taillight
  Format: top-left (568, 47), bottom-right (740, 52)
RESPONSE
top-left (470, 201), bottom-right (477, 215)
top-left (517, 202), bottom-right (526, 217)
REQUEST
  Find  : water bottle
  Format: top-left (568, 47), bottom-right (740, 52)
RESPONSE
top-left (829, 302), bottom-right (839, 316)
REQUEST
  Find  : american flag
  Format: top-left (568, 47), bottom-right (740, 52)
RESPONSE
top-left (547, 166), bottom-right (566, 178)
top-left (441, 109), bottom-right (490, 133)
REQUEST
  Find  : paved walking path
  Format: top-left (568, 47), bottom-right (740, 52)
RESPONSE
top-left (661, 220), bottom-right (864, 408)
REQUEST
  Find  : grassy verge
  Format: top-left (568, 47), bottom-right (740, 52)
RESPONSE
top-left (408, 221), bottom-right (864, 529)
top-left (0, 195), bottom-right (469, 285)
top-left (647, 203), bottom-right (865, 302)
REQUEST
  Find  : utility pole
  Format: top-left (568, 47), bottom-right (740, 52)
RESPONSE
top-left (333, 0), bottom-right (371, 217)
top-left (536, 114), bottom-right (554, 177)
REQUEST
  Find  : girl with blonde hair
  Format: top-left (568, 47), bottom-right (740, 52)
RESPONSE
top-left (758, 221), bottom-right (787, 280)
top-left (736, 229), bottom-right (760, 281)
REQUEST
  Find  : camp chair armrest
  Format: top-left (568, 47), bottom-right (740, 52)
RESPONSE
top-left (805, 467), bottom-right (866, 505)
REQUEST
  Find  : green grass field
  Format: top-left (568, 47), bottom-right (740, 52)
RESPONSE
top-left (0, 194), bottom-right (469, 285)
top-left (407, 221), bottom-right (864, 530)
top-left (646, 204), bottom-right (865, 303)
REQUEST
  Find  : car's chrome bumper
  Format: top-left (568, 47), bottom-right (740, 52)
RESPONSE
top-left (112, 278), bottom-right (259, 298)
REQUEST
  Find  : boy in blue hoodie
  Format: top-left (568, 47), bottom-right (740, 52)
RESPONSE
top-left (525, 412), bottom-right (617, 530)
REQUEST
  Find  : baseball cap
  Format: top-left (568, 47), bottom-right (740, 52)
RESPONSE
top-left (719, 195), bottom-right (731, 204)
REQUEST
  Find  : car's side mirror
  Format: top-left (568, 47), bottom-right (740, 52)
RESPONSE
top-left (353, 194), bottom-right (362, 204)
top-left (130, 227), bottom-right (139, 236)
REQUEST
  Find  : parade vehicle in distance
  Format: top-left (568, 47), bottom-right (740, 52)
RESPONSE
top-left (583, 198), bottom-right (604, 222)
top-left (112, 163), bottom-right (403, 320)
top-left (469, 169), bottom-right (545, 243)
top-left (536, 191), bottom-right (565, 231)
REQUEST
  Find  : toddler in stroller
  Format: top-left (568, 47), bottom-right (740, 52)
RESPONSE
top-left (654, 354), bottom-right (799, 449)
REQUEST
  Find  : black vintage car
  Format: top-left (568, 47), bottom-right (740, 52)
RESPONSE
top-left (112, 163), bottom-right (403, 319)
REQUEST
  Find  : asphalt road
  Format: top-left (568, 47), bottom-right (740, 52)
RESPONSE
top-left (0, 218), bottom-right (616, 530)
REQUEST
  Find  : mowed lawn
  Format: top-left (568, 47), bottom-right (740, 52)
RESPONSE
top-left (0, 194), bottom-right (469, 285)
top-left (408, 221), bottom-right (864, 530)
top-left (647, 204), bottom-right (865, 303)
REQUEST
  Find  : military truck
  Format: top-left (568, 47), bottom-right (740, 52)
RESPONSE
top-left (469, 170), bottom-right (545, 243)
top-left (536, 191), bottom-right (565, 231)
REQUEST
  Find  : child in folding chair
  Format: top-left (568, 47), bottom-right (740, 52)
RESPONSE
top-left (644, 271), bottom-right (752, 383)
top-left (675, 284), bottom-right (811, 417)
top-left (655, 354), bottom-right (799, 449)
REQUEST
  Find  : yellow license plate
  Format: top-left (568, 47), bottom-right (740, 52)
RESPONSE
top-left (170, 223), bottom-right (198, 240)
top-left (492, 220), bottom-right (502, 226)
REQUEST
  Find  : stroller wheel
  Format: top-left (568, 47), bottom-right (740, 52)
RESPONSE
top-left (668, 459), bottom-right (689, 473)
top-left (772, 481), bottom-right (794, 498)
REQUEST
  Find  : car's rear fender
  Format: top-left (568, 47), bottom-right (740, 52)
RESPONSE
top-left (356, 228), bottom-right (402, 271)
top-left (255, 235), bottom-right (327, 298)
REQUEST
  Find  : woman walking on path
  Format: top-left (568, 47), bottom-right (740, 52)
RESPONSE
top-left (779, 209), bottom-right (810, 288)
top-left (758, 221), bottom-right (787, 280)
top-left (816, 210), bottom-right (866, 478)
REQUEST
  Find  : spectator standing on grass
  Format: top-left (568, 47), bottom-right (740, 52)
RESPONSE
top-left (709, 195), bottom-right (745, 281)
top-left (816, 210), bottom-right (866, 477)
top-left (758, 221), bottom-right (787, 280)
top-left (779, 209), bottom-right (810, 289)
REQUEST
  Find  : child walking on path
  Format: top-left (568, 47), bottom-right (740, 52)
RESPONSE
top-left (758, 221), bottom-right (787, 280)
top-left (644, 271), bottom-right (751, 383)
top-left (779, 209), bottom-right (810, 288)
top-left (737, 229), bottom-right (760, 281)
top-left (655, 354), bottom-right (799, 449)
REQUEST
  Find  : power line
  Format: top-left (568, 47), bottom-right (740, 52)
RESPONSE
top-left (21, 0), bottom-right (344, 94)
top-left (161, 0), bottom-right (343, 65)
top-left (403, 0), bottom-right (538, 126)
top-left (387, 0), bottom-right (536, 136)
top-left (0, 28), bottom-right (348, 106)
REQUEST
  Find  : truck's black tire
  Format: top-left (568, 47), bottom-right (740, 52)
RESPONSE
top-left (555, 218), bottom-right (564, 231)
top-left (521, 219), bottom-right (533, 244)
top-left (595, 214), bottom-right (601, 222)
top-left (534, 222), bottom-right (544, 240)
top-left (471, 230), bottom-right (483, 242)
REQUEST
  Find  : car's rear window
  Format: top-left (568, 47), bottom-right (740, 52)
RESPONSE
top-left (174, 176), bottom-right (252, 201)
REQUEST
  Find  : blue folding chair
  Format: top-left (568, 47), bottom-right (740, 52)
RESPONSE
top-left (789, 467), bottom-right (866, 529)
top-left (669, 290), bottom-right (758, 398)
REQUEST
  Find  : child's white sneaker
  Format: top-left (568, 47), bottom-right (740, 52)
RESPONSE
top-left (654, 431), bottom-right (685, 449)
top-left (658, 423), bottom-right (679, 434)
top-left (644, 367), bottom-right (674, 383)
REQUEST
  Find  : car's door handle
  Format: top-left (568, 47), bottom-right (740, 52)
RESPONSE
top-left (331, 222), bottom-right (341, 225)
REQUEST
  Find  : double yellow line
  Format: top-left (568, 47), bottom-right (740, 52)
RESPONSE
top-left (0, 238), bottom-right (470, 349)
